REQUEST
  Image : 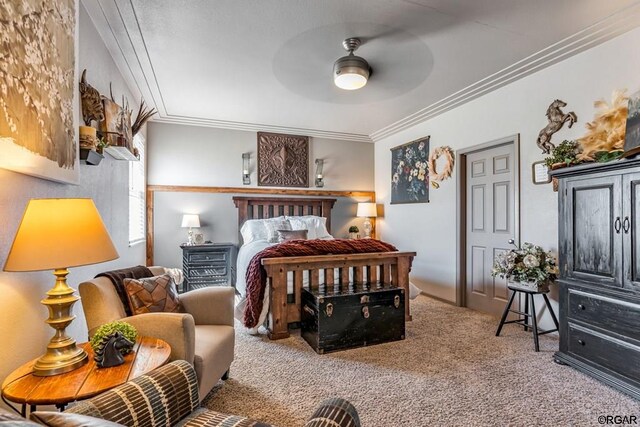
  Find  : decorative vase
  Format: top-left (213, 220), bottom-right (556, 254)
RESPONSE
top-left (507, 279), bottom-right (550, 292)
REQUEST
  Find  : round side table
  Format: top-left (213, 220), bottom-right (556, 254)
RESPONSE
top-left (1, 336), bottom-right (171, 416)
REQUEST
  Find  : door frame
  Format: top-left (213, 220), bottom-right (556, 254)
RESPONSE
top-left (455, 134), bottom-right (521, 307)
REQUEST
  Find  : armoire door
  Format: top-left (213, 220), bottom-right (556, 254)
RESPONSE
top-left (623, 172), bottom-right (640, 292)
top-left (465, 143), bottom-right (516, 316)
top-left (563, 175), bottom-right (623, 287)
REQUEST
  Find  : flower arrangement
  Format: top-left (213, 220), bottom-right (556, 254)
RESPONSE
top-left (90, 321), bottom-right (137, 355)
top-left (491, 242), bottom-right (558, 285)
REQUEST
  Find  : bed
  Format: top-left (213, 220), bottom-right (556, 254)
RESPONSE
top-left (232, 196), bottom-right (416, 340)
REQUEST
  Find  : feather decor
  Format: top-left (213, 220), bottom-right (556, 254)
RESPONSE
top-left (132, 99), bottom-right (157, 137)
top-left (577, 90), bottom-right (628, 161)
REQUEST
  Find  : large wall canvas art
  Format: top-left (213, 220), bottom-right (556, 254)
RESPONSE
top-left (391, 136), bottom-right (430, 204)
top-left (0, 0), bottom-right (79, 184)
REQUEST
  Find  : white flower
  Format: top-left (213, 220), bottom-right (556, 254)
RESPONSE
top-left (523, 254), bottom-right (539, 268)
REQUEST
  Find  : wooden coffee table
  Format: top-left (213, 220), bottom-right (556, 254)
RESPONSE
top-left (1, 336), bottom-right (170, 416)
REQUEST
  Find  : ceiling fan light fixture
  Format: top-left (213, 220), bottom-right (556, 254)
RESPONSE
top-left (333, 38), bottom-right (370, 91)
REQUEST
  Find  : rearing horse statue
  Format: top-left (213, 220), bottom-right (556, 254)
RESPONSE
top-left (537, 99), bottom-right (577, 154)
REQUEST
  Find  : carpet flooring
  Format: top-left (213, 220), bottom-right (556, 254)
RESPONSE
top-left (203, 295), bottom-right (639, 426)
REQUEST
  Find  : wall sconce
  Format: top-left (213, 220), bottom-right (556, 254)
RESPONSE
top-left (315, 159), bottom-right (324, 187)
top-left (242, 153), bottom-right (251, 185)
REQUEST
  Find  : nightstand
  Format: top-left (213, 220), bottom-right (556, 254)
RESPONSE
top-left (180, 242), bottom-right (237, 292)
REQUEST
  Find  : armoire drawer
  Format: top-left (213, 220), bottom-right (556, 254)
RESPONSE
top-left (568, 324), bottom-right (640, 383)
top-left (568, 289), bottom-right (640, 341)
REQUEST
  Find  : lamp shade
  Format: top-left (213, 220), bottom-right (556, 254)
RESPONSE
top-left (356, 202), bottom-right (377, 218)
top-left (3, 199), bottom-right (119, 272)
top-left (181, 214), bottom-right (200, 228)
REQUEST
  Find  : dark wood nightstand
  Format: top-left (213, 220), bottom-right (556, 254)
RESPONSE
top-left (180, 243), bottom-right (237, 292)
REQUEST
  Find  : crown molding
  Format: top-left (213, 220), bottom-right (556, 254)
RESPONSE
top-left (152, 115), bottom-right (373, 142)
top-left (370, 3), bottom-right (640, 142)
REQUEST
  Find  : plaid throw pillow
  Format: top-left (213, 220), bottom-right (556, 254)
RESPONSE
top-left (124, 274), bottom-right (184, 315)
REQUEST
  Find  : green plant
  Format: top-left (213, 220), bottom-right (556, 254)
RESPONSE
top-left (544, 140), bottom-right (580, 168)
top-left (90, 321), bottom-right (137, 354)
top-left (593, 150), bottom-right (624, 163)
top-left (491, 242), bottom-right (558, 283)
top-left (96, 136), bottom-right (109, 154)
top-left (349, 225), bottom-right (359, 233)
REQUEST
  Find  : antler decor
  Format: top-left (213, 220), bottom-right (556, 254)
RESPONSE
top-left (132, 99), bottom-right (157, 137)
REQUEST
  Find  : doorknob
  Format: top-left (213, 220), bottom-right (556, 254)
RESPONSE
top-left (623, 216), bottom-right (630, 234)
top-left (614, 217), bottom-right (622, 234)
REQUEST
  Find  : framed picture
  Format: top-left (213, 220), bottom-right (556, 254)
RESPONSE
top-left (532, 161), bottom-right (551, 184)
top-left (391, 136), bottom-right (430, 204)
top-left (0, 0), bottom-right (79, 184)
top-left (623, 89), bottom-right (640, 158)
top-left (257, 131), bottom-right (309, 187)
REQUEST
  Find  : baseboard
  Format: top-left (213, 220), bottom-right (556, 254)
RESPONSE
top-left (419, 291), bottom-right (457, 306)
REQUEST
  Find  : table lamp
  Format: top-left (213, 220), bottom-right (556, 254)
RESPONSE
top-left (3, 199), bottom-right (119, 376)
top-left (181, 214), bottom-right (200, 245)
top-left (356, 202), bottom-right (377, 239)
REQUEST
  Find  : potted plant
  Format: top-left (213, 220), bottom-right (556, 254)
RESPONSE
top-left (90, 320), bottom-right (137, 355)
top-left (348, 225), bottom-right (359, 239)
top-left (491, 242), bottom-right (558, 292)
top-left (544, 140), bottom-right (580, 170)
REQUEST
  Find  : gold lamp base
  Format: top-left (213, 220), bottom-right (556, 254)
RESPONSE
top-left (33, 268), bottom-right (89, 377)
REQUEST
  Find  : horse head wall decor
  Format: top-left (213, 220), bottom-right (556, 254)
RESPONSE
top-left (94, 332), bottom-right (134, 368)
top-left (537, 99), bottom-right (577, 154)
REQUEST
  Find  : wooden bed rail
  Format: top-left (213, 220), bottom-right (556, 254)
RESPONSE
top-left (261, 251), bottom-right (416, 339)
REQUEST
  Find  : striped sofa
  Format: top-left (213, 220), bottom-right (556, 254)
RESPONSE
top-left (24, 360), bottom-right (360, 427)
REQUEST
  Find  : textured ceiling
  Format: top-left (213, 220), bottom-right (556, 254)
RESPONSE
top-left (84, 0), bottom-right (640, 142)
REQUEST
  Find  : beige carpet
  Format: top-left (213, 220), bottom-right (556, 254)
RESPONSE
top-left (203, 295), bottom-right (638, 426)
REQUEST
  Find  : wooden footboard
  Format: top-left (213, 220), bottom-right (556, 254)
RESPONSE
top-left (261, 251), bottom-right (416, 340)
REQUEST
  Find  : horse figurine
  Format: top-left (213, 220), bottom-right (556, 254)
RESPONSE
top-left (94, 332), bottom-right (134, 368)
top-left (537, 99), bottom-right (577, 154)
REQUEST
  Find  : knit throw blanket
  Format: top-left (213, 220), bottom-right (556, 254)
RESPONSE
top-left (96, 265), bottom-right (154, 316)
top-left (243, 239), bottom-right (397, 328)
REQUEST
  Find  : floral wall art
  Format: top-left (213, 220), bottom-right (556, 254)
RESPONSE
top-left (390, 136), bottom-right (430, 204)
top-left (0, 0), bottom-right (78, 184)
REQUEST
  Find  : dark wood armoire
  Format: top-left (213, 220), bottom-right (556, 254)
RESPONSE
top-left (552, 159), bottom-right (640, 400)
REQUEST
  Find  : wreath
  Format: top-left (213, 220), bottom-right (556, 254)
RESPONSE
top-left (428, 146), bottom-right (455, 188)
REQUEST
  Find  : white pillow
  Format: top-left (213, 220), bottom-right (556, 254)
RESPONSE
top-left (287, 216), bottom-right (332, 240)
top-left (240, 217), bottom-right (287, 244)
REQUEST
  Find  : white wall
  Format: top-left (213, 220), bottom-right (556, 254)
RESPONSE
top-left (0, 4), bottom-right (145, 398)
top-left (147, 122), bottom-right (375, 268)
top-left (375, 27), bottom-right (640, 311)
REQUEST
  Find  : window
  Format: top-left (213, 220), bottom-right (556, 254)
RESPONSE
top-left (129, 134), bottom-right (145, 245)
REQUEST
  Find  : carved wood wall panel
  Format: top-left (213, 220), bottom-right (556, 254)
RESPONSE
top-left (257, 132), bottom-right (309, 187)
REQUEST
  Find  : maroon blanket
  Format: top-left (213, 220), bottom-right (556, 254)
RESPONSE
top-left (243, 239), bottom-right (397, 328)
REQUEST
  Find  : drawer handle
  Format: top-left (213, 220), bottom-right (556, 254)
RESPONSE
top-left (303, 305), bottom-right (315, 315)
top-left (577, 304), bottom-right (586, 310)
top-left (614, 217), bottom-right (622, 234)
top-left (577, 339), bottom-right (585, 346)
top-left (623, 216), bottom-right (630, 234)
top-left (394, 295), bottom-right (401, 308)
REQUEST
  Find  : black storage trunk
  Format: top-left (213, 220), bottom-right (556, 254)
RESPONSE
top-left (301, 284), bottom-right (405, 354)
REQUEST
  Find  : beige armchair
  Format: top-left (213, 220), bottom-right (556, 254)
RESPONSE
top-left (78, 266), bottom-right (234, 400)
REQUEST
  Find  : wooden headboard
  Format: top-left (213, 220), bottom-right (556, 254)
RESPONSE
top-left (232, 196), bottom-right (337, 243)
